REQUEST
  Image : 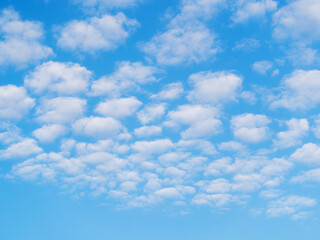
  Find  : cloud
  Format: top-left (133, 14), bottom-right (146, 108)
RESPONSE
top-left (95, 97), bottom-right (142, 118)
top-left (290, 143), bottom-right (320, 165)
top-left (270, 70), bottom-right (320, 111)
top-left (25, 61), bottom-right (92, 95)
top-left (132, 139), bottom-right (174, 155)
top-left (230, 113), bottom-right (271, 143)
top-left (36, 97), bottom-right (86, 124)
top-left (73, 117), bottom-right (123, 139)
top-left (0, 85), bottom-right (35, 120)
top-left (187, 71), bottom-right (242, 104)
top-left (252, 61), bottom-right (273, 75)
top-left (273, 0), bottom-right (320, 43)
top-left (137, 103), bottom-right (166, 124)
top-left (32, 124), bottom-right (67, 143)
top-left (291, 168), bottom-right (320, 183)
top-left (273, 118), bottom-right (309, 149)
top-left (72, 0), bottom-right (141, 10)
top-left (90, 61), bottom-right (159, 97)
top-left (57, 13), bottom-right (138, 53)
top-left (150, 82), bottom-right (184, 101)
top-left (267, 195), bottom-right (316, 218)
top-left (233, 38), bottom-right (260, 51)
top-left (231, 0), bottom-right (277, 23)
top-left (1, 138), bottom-right (42, 159)
top-left (0, 8), bottom-right (53, 67)
top-left (134, 126), bottom-right (162, 138)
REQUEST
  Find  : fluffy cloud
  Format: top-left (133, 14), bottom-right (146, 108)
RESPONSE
top-left (36, 97), bottom-right (86, 124)
top-left (291, 168), bottom-right (320, 183)
top-left (150, 82), bottom-right (184, 101)
top-left (0, 9), bottom-right (52, 67)
top-left (90, 61), bottom-right (159, 96)
top-left (32, 124), bottom-right (67, 143)
top-left (273, 118), bottom-right (309, 149)
top-left (290, 143), bottom-right (320, 165)
top-left (25, 61), bottom-right (92, 95)
top-left (73, 0), bottom-right (140, 10)
top-left (231, 113), bottom-right (271, 143)
top-left (134, 126), bottom-right (162, 138)
top-left (187, 71), bottom-right (242, 104)
top-left (273, 0), bottom-right (320, 43)
top-left (1, 138), bottom-right (42, 159)
top-left (0, 85), bottom-right (35, 120)
top-left (132, 139), bottom-right (174, 155)
top-left (252, 61), bottom-right (273, 75)
top-left (95, 97), bottom-right (142, 118)
top-left (57, 13), bottom-right (138, 53)
top-left (73, 117), bottom-right (123, 138)
top-left (270, 70), bottom-right (320, 111)
top-left (231, 0), bottom-right (277, 23)
top-left (137, 103), bottom-right (166, 124)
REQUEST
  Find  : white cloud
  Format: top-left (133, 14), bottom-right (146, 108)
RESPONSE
top-left (273, 118), bottom-right (309, 148)
top-left (166, 104), bottom-right (222, 139)
top-left (95, 97), bottom-right (142, 118)
top-left (137, 103), bottom-right (166, 124)
top-left (0, 85), bottom-right (35, 120)
top-left (231, 113), bottom-right (271, 143)
top-left (90, 61), bottom-right (159, 97)
top-left (150, 82), bottom-right (184, 101)
top-left (57, 13), bottom-right (138, 53)
top-left (233, 38), bottom-right (260, 51)
top-left (73, 117), bottom-right (123, 139)
top-left (218, 141), bottom-right (246, 152)
top-left (1, 138), bottom-right (42, 159)
top-left (267, 195), bottom-right (316, 218)
top-left (142, 25), bottom-right (217, 65)
top-left (24, 61), bottom-right (92, 95)
top-left (0, 9), bottom-right (53, 67)
top-left (232, 0), bottom-right (277, 23)
top-left (132, 139), bottom-right (174, 155)
top-left (291, 168), bottom-right (320, 183)
top-left (134, 126), bottom-right (162, 138)
top-left (32, 124), bottom-right (67, 143)
top-left (273, 0), bottom-right (320, 43)
top-left (290, 143), bottom-right (320, 165)
top-left (187, 71), bottom-right (242, 104)
top-left (271, 70), bottom-right (320, 110)
top-left (36, 97), bottom-right (86, 124)
top-left (252, 61), bottom-right (273, 75)
top-left (154, 187), bottom-right (181, 199)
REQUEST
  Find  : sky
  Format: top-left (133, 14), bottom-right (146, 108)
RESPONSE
top-left (0, 0), bottom-right (320, 239)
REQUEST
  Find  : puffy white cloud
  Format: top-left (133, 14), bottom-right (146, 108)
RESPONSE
top-left (0, 85), bottom-right (35, 120)
top-left (231, 113), bottom-right (271, 143)
top-left (273, 0), bottom-right (320, 43)
top-left (142, 25), bottom-right (218, 65)
top-left (166, 104), bottom-right (222, 139)
top-left (73, 117), bottom-right (123, 138)
top-left (267, 195), bottom-right (316, 218)
top-left (271, 70), bottom-right (320, 110)
top-left (24, 61), bottom-right (92, 95)
top-left (187, 71), bottom-right (242, 104)
top-left (252, 61), bottom-right (273, 75)
top-left (0, 9), bottom-right (53, 67)
top-left (231, 0), bottom-right (277, 23)
top-left (273, 118), bottom-right (309, 148)
top-left (192, 193), bottom-right (235, 207)
top-left (290, 143), bottom-right (320, 165)
top-left (57, 13), bottom-right (138, 53)
top-left (36, 97), bottom-right (86, 124)
top-left (132, 139), bottom-right (173, 155)
top-left (291, 168), bottom-right (320, 183)
top-left (218, 141), bottom-right (246, 152)
top-left (150, 82), bottom-right (184, 101)
top-left (1, 138), bottom-right (42, 159)
top-left (95, 97), bottom-right (142, 118)
top-left (32, 124), bottom-right (67, 143)
top-left (154, 187), bottom-right (181, 199)
top-left (137, 103), bottom-right (166, 124)
top-left (134, 126), bottom-right (162, 138)
top-left (90, 61), bottom-right (159, 97)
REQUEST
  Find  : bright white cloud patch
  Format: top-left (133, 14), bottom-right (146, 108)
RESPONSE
top-left (32, 124), bottom-right (67, 143)
top-left (231, 113), bottom-right (271, 143)
top-left (290, 143), bottom-right (320, 165)
top-left (1, 138), bottom-right (42, 159)
top-left (187, 71), bottom-right (242, 104)
top-left (73, 0), bottom-right (140, 10)
top-left (57, 13), bottom-right (138, 53)
top-left (0, 9), bottom-right (52, 67)
top-left (252, 60), bottom-right (273, 75)
top-left (0, 85), bottom-right (35, 120)
top-left (25, 61), bottom-right (92, 95)
top-left (270, 70), bottom-right (320, 111)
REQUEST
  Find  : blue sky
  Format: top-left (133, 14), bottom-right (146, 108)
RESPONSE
top-left (1, 0), bottom-right (320, 239)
